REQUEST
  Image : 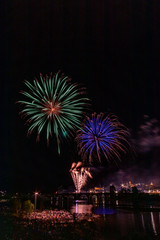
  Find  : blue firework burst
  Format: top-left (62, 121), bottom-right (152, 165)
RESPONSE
top-left (76, 113), bottom-right (130, 164)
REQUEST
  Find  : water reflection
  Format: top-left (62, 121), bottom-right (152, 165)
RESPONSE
top-left (70, 201), bottom-right (93, 214)
top-left (141, 213), bottom-right (145, 231)
top-left (94, 207), bottom-right (116, 215)
top-left (151, 212), bottom-right (157, 235)
top-left (54, 197), bottom-right (160, 239)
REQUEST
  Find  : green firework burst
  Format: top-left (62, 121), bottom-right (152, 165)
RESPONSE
top-left (18, 71), bottom-right (88, 153)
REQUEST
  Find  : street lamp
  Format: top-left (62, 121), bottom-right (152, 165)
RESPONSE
top-left (34, 192), bottom-right (38, 211)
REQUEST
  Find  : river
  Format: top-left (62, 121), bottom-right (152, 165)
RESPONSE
top-left (60, 198), bottom-right (160, 239)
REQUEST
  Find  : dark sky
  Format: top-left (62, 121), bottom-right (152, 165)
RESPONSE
top-left (1, 0), bottom-right (160, 192)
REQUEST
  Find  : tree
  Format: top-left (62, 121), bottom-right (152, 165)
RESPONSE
top-left (23, 200), bottom-right (34, 213)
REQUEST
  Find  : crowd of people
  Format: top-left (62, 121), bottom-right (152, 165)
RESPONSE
top-left (24, 210), bottom-right (73, 223)
top-left (24, 209), bottom-right (99, 223)
top-left (0, 202), bottom-right (101, 240)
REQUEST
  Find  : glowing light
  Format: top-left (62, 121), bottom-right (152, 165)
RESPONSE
top-left (71, 170), bottom-right (88, 192)
top-left (77, 113), bottom-right (130, 164)
top-left (18, 72), bottom-right (88, 153)
top-left (34, 192), bottom-right (39, 211)
top-left (70, 162), bottom-right (92, 191)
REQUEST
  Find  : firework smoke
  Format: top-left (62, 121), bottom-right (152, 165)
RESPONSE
top-left (137, 117), bottom-right (160, 153)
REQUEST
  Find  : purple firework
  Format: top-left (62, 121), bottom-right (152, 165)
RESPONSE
top-left (76, 113), bottom-right (130, 164)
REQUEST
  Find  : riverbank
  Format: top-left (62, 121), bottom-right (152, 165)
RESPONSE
top-left (0, 202), bottom-right (159, 240)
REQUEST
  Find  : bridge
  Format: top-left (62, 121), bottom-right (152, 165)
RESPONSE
top-left (52, 192), bottom-right (115, 204)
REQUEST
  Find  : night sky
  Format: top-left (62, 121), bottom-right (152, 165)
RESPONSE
top-left (1, 0), bottom-right (160, 193)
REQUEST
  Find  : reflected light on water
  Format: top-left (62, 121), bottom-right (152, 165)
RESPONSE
top-left (70, 203), bottom-right (93, 214)
top-left (65, 198), bottom-right (160, 239)
top-left (141, 213), bottom-right (145, 231)
top-left (151, 212), bottom-right (157, 235)
top-left (94, 208), bottom-right (116, 215)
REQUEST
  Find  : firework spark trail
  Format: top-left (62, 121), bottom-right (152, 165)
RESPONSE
top-left (18, 72), bottom-right (88, 153)
top-left (70, 162), bottom-right (92, 191)
top-left (76, 113), bottom-right (130, 164)
top-left (71, 171), bottom-right (88, 192)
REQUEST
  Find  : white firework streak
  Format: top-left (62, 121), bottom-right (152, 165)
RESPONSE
top-left (71, 170), bottom-right (88, 191)
top-left (70, 162), bottom-right (93, 191)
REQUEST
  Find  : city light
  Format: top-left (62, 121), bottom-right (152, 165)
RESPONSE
top-left (34, 192), bottom-right (39, 211)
